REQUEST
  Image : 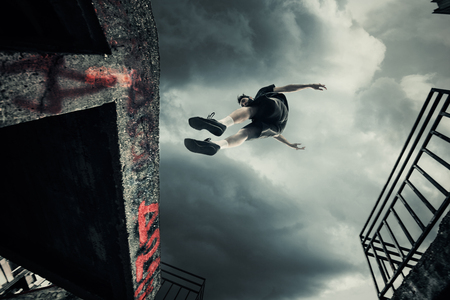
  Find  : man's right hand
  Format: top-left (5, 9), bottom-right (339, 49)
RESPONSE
top-left (289, 143), bottom-right (305, 150)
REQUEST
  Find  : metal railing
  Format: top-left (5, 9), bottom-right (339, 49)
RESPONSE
top-left (0, 257), bottom-right (28, 297)
top-left (1, 257), bottom-right (205, 299)
top-left (360, 88), bottom-right (450, 299)
top-left (156, 262), bottom-right (206, 300)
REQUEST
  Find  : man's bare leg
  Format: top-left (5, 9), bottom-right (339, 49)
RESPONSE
top-left (184, 126), bottom-right (259, 155)
top-left (213, 127), bottom-right (259, 149)
top-left (226, 107), bottom-right (257, 124)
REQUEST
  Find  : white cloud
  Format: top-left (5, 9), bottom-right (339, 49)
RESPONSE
top-left (273, 10), bottom-right (305, 68)
top-left (345, 0), bottom-right (396, 26)
top-left (321, 274), bottom-right (377, 299)
top-left (400, 73), bottom-right (436, 109)
top-left (298, 0), bottom-right (386, 94)
top-left (355, 0), bottom-right (450, 46)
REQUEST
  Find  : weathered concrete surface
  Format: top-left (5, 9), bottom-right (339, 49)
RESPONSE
top-left (0, 1), bottom-right (160, 299)
top-left (4, 286), bottom-right (81, 300)
top-left (391, 211), bottom-right (450, 300)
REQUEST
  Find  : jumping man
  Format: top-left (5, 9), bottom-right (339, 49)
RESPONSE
top-left (184, 83), bottom-right (327, 156)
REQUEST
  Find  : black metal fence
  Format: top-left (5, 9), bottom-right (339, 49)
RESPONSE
top-left (156, 262), bottom-right (206, 300)
top-left (360, 88), bottom-right (450, 299)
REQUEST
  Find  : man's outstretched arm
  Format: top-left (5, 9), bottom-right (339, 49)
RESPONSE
top-left (273, 83), bottom-right (326, 93)
top-left (273, 134), bottom-right (305, 150)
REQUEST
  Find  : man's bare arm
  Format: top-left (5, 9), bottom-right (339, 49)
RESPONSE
top-left (273, 83), bottom-right (327, 93)
top-left (273, 134), bottom-right (305, 150)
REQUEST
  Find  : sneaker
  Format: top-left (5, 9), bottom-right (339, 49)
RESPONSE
top-left (188, 112), bottom-right (226, 136)
top-left (184, 138), bottom-right (220, 156)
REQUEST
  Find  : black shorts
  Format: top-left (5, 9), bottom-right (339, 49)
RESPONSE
top-left (244, 96), bottom-right (288, 140)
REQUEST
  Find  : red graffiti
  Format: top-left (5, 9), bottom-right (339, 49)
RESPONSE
top-left (1, 55), bottom-right (132, 114)
top-left (86, 66), bottom-right (132, 87)
top-left (136, 229), bottom-right (160, 282)
top-left (134, 258), bottom-right (160, 300)
top-left (138, 202), bottom-right (159, 248)
top-left (134, 202), bottom-right (160, 300)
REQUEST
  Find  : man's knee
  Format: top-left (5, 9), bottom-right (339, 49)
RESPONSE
top-left (239, 126), bottom-right (259, 140)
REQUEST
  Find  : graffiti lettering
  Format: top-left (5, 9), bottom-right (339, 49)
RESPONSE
top-left (136, 229), bottom-right (160, 282)
top-left (134, 202), bottom-right (160, 300)
top-left (134, 257), bottom-right (160, 300)
top-left (137, 202), bottom-right (159, 247)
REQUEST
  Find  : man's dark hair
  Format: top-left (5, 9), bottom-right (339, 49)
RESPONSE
top-left (237, 94), bottom-right (250, 104)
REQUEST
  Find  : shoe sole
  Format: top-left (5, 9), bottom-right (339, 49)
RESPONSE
top-left (188, 117), bottom-right (225, 136)
top-left (184, 139), bottom-right (219, 156)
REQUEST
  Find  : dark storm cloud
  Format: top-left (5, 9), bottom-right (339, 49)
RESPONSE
top-left (159, 145), bottom-right (357, 300)
top-left (151, 0), bottom-right (326, 88)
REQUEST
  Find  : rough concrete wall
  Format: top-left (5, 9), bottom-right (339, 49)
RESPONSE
top-left (0, 1), bottom-right (160, 299)
top-left (1, 103), bottom-right (133, 300)
top-left (391, 211), bottom-right (450, 300)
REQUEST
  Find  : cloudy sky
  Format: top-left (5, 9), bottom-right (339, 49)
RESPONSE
top-left (150, 0), bottom-right (450, 299)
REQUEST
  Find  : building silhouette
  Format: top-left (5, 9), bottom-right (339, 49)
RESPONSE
top-left (432, 0), bottom-right (450, 14)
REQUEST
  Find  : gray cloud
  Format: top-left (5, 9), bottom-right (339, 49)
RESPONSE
top-left (152, 0), bottom-right (328, 89)
top-left (160, 144), bottom-right (359, 300)
top-left (354, 77), bottom-right (418, 146)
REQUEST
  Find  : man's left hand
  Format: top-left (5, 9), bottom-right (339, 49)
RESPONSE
top-left (310, 83), bottom-right (327, 91)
